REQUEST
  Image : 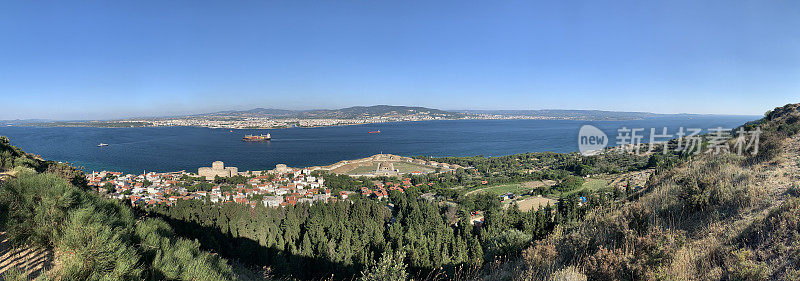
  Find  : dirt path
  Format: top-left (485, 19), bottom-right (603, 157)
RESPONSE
top-left (0, 231), bottom-right (53, 280)
top-left (0, 171), bottom-right (17, 183)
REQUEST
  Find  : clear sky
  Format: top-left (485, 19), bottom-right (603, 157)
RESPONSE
top-left (1, 1), bottom-right (798, 119)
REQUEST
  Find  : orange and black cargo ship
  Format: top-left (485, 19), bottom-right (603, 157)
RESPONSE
top-left (243, 133), bottom-right (271, 141)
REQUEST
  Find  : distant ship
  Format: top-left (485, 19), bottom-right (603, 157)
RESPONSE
top-left (243, 133), bottom-right (271, 141)
top-left (97, 143), bottom-right (109, 147)
top-left (368, 130), bottom-right (381, 134)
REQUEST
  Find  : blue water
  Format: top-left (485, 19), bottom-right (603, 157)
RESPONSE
top-left (0, 116), bottom-right (757, 174)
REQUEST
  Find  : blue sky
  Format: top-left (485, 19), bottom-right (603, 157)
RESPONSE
top-left (1, 1), bottom-right (798, 119)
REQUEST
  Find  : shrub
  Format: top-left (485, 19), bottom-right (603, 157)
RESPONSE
top-left (0, 171), bottom-right (87, 247)
top-left (550, 266), bottom-right (587, 281)
top-left (725, 249), bottom-right (769, 281)
top-left (750, 131), bottom-right (783, 164)
top-left (135, 218), bottom-right (233, 281)
top-left (359, 251), bottom-right (408, 281)
top-left (670, 157), bottom-right (757, 219)
top-left (557, 176), bottom-right (585, 192)
top-left (486, 229), bottom-right (533, 260)
top-left (57, 207), bottom-right (142, 280)
top-left (788, 185), bottom-right (800, 197)
top-left (0, 171), bottom-right (234, 281)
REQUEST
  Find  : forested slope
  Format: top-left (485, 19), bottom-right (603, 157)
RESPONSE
top-left (0, 137), bottom-right (235, 281)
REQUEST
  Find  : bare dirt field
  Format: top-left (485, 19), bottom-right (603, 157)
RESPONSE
top-left (514, 196), bottom-right (557, 212)
top-left (522, 180), bottom-right (556, 189)
top-left (329, 162), bottom-right (372, 174)
top-left (605, 169), bottom-right (653, 189)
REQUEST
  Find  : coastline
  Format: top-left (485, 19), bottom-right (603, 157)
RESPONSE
top-left (0, 116), bottom-right (760, 175)
top-left (11, 115), bottom-right (688, 129)
top-left (9, 112), bottom-right (761, 129)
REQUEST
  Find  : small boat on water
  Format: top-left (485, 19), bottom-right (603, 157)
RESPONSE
top-left (243, 133), bottom-right (271, 141)
top-left (97, 143), bottom-right (109, 147)
top-left (368, 130), bottom-right (381, 134)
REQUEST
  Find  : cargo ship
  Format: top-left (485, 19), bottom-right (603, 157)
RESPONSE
top-left (368, 130), bottom-right (381, 134)
top-left (243, 133), bottom-right (271, 141)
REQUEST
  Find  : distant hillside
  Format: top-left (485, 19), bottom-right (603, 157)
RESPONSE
top-left (0, 119), bottom-right (54, 126)
top-left (201, 105), bottom-right (466, 119)
top-left (204, 107), bottom-right (658, 120)
top-left (201, 108), bottom-right (297, 117)
top-left (14, 106), bottom-right (753, 129)
top-left (461, 109), bottom-right (662, 120)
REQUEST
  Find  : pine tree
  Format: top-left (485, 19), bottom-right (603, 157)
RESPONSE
top-left (359, 251), bottom-right (408, 281)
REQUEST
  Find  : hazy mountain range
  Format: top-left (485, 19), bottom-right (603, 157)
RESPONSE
top-left (187, 106), bottom-right (726, 120)
top-left (196, 105), bottom-right (465, 119)
top-left (1, 105), bottom-right (757, 126)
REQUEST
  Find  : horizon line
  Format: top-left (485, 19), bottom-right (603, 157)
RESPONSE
top-left (0, 106), bottom-right (763, 123)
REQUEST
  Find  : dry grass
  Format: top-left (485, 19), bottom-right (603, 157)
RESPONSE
top-left (516, 197), bottom-right (557, 212)
top-left (500, 122), bottom-right (800, 280)
top-left (522, 180), bottom-right (556, 189)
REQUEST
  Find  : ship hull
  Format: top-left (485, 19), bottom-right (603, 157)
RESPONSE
top-left (242, 133), bottom-right (271, 141)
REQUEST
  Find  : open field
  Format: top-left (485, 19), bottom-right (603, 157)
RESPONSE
top-left (582, 178), bottom-right (609, 191)
top-left (522, 180), bottom-right (556, 189)
top-left (392, 162), bottom-right (435, 173)
top-left (515, 196), bottom-right (557, 211)
top-left (467, 180), bottom-right (557, 196)
top-left (466, 183), bottom-right (530, 196)
top-left (546, 178), bottom-right (611, 197)
top-left (345, 162), bottom-right (436, 175)
top-left (318, 154), bottom-right (461, 176)
top-left (605, 169), bottom-right (653, 189)
top-left (329, 162), bottom-right (368, 174)
top-left (346, 163), bottom-right (379, 175)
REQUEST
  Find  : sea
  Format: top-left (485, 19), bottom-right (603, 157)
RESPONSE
top-left (0, 116), bottom-right (758, 174)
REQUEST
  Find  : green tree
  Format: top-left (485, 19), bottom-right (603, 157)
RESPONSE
top-left (556, 175), bottom-right (584, 192)
top-left (102, 181), bottom-right (115, 192)
top-left (359, 251), bottom-right (408, 281)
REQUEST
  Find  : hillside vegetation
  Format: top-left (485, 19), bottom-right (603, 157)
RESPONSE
top-left (2, 103), bottom-right (799, 281)
top-left (0, 138), bottom-right (234, 280)
top-left (490, 103), bottom-right (800, 280)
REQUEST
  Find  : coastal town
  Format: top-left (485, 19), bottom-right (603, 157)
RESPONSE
top-left (148, 115), bottom-right (455, 129)
top-left (85, 158), bottom-right (436, 209)
top-left (8, 106), bottom-right (662, 129)
top-left (24, 106), bottom-right (469, 129)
